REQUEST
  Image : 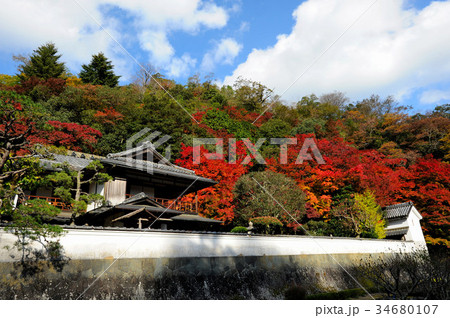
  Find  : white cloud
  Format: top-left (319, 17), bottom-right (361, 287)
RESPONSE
top-left (0, 0), bottom-right (229, 80)
top-left (167, 54), bottom-right (197, 78)
top-left (420, 89), bottom-right (450, 104)
top-left (139, 30), bottom-right (174, 64)
top-left (110, 0), bottom-right (228, 31)
top-left (223, 0), bottom-right (450, 104)
top-left (0, 0), bottom-right (109, 69)
top-left (201, 38), bottom-right (242, 71)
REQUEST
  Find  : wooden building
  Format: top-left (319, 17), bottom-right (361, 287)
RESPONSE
top-left (28, 142), bottom-right (222, 230)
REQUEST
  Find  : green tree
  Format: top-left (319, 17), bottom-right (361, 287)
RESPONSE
top-left (79, 52), bottom-right (120, 87)
top-left (46, 160), bottom-right (111, 218)
top-left (1, 91), bottom-right (68, 275)
top-left (259, 118), bottom-right (292, 139)
top-left (354, 191), bottom-right (385, 238)
top-left (19, 43), bottom-right (66, 80)
top-left (232, 77), bottom-right (273, 112)
top-left (5, 200), bottom-right (68, 277)
top-left (0, 90), bottom-right (47, 206)
top-left (332, 190), bottom-right (385, 238)
top-left (233, 170), bottom-right (306, 229)
top-left (291, 117), bottom-right (326, 135)
top-left (0, 74), bottom-right (20, 87)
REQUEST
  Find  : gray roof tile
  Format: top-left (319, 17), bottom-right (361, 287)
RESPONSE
top-left (383, 201), bottom-right (414, 219)
top-left (40, 154), bottom-right (93, 171)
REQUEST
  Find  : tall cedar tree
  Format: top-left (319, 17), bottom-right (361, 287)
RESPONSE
top-left (79, 52), bottom-right (120, 87)
top-left (19, 43), bottom-right (66, 80)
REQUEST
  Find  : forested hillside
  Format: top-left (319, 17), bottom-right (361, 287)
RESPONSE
top-left (1, 43), bottom-right (449, 247)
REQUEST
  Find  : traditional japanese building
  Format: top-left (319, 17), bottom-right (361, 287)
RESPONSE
top-left (383, 201), bottom-right (426, 244)
top-left (27, 142), bottom-right (222, 230)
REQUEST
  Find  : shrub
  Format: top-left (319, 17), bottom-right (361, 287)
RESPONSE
top-left (304, 220), bottom-right (331, 236)
top-left (233, 170), bottom-right (306, 229)
top-left (250, 216), bottom-right (283, 235)
top-left (353, 250), bottom-right (444, 300)
top-left (284, 285), bottom-right (307, 300)
top-left (230, 226), bottom-right (248, 233)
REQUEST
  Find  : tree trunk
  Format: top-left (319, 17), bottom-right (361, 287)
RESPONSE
top-left (0, 148), bottom-right (10, 172)
top-left (75, 171), bottom-right (81, 202)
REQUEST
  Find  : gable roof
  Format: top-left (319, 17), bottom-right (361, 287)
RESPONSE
top-left (83, 192), bottom-right (184, 217)
top-left (39, 154), bottom-right (93, 171)
top-left (80, 192), bottom-right (222, 226)
top-left (101, 156), bottom-right (195, 176)
top-left (107, 141), bottom-right (171, 163)
top-left (39, 144), bottom-right (216, 186)
top-left (171, 214), bottom-right (223, 223)
top-left (383, 201), bottom-right (422, 220)
top-left (120, 192), bottom-right (163, 207)
top-left (385, 227), bottom-right (409, 237)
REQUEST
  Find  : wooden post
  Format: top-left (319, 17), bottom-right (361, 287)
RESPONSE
top-left (195, 192), bottom-right (198, 214)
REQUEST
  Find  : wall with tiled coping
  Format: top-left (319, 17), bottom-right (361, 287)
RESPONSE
top-left (0, 228), bottom-right (427, 299)
top-left (0, 227), bottom-right (425, 262)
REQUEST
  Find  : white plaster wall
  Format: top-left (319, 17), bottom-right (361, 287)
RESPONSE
top-left (406, 207), bottom-right (426, 244)
top-left (0, 228), bottom-right (423, 262)
top-left (385, 207), bottom-right (426, 245)
top-left (86, 182), bottom-right (105, 212)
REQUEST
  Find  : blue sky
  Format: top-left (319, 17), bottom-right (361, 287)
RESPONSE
top-left (0, 0), bottom-right (449, 113)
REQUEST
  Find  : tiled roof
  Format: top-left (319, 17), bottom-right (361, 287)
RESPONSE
top-left (383, 201), bottom-right (414, 220)
top-left (171, 214), bottom-right (223, 223)
top-left (40, 154), bottom-right (93, 171)
top-left (119, 192), bottom-right (164, 208)
top-left (121, 192), bottom-right (149, 205)
top-left (66, 151), bottom-right (104, 160)
top-left (385, 227), bottom-right (409, 237)
top-left (107, 141), bottom-right (156, 159)
top-left (40, 146), bottom-right (196, 177)
top-left (39, 145), bottom-right (216, 186)
top-left (101, 156), bottom-right (195, 176)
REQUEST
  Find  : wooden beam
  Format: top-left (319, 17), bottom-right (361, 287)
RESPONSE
top-left (111, 207), bottom-right (145, 223)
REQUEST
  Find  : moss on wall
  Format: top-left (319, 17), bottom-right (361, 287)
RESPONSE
top-left (0, 253), bottom-right (379, 299)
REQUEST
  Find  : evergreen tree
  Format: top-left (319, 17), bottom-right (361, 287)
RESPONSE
top-left (79, 52), bottom-right (120, 87)
top-left (19, 42), bottom-right (66, 80)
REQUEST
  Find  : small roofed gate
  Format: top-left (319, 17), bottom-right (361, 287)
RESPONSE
top-left (104, 179), bottom-right (126, 206)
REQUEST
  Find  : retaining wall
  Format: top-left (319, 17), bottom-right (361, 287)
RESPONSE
top-left (0, 228), bottom-right (426, 299)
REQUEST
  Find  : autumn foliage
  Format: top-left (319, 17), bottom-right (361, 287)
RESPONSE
top-left (29, 121), bottom-right (102, 152)
top-left (2, 48), bottom-right (449, 247)
top-left (175, 141), bottom-right (249, 223)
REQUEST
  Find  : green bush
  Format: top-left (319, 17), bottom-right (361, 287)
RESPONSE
top-left (230, 226), bottom-right (248, 233)
top-left (250, 216), bottom-right (283, 235)
top-left (203, 109), bottom-right (253, 139)
top-left (284, 285), bottom-right (307, 300)
top-left (233, 170), bottom-right (306, 228)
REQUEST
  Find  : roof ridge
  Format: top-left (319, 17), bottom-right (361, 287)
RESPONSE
top-left (106, 142), bottom-right (155, 158)
top-left (383, 201), bottom-right (413, 209)
top-left (110, 156), bottom-right (195, 175)
top-left (65, 150), bottom-right (104, 160)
